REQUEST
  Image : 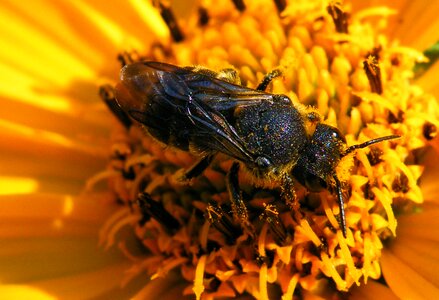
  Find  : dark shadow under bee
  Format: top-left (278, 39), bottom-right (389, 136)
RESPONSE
top-left (101, 60), bottom-right (399, 238)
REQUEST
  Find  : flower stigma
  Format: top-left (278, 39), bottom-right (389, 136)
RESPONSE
top-left (92, 0), bottom-right (439, 299)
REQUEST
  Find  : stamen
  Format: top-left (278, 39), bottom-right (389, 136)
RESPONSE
top-left (137, 192), bottom-right (180, 233)
top-left (258, 224), bottom-right (269, 300)
top-left (363, 55), bottom-right (383, 94)
top-left (320, 252), bottom-right (347, 291)
top-left (366, 46), bottom-right (382, 61)
top-left (156, 1), bottom-right (184, 42)
top-left (282, 274), bottom-right (299, 300)
top-left (205, 204), bottom-right (242, 243)
top-left (372, 187), bottom-right (397, 236)
top-left (337, 231), bottom-right (362, 284)
top-left (366, 147), bottom-right (383, 166)
top-left (193, 254), bottom-right (207, 300)
top-left (392, 172), bottom-right (409, 193)
top-left (231, 0), bottom-right (246, 12)
top-left (388, 110), bottom-right (404, 123)
top-left (327, 2), bottom-right (349, 34)
top-left (260, 204), bottom-right (287, 244)
top-left (99, 85), bottom-right (132, 128)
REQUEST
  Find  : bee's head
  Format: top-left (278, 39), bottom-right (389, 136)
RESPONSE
top-left (292, 123), bottom-right (346, 191)
top-left (293, 123), bottom-right (400, 192)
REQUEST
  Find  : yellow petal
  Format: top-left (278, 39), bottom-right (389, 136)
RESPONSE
top-left (382, 208), bottom-right (439, 299)
top-left (349, 279), bottom-right (399, 300)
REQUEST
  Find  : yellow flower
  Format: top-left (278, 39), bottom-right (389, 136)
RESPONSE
top-left (1, 0), bottom-right (438, 299)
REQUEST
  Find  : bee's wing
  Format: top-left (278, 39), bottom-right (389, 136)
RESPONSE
top-left (145, 61), bottom-right (285, 112)
top-left (186, 97), bottom-right (257, 164)
top-left (116, 61), bottom-right (262, 165)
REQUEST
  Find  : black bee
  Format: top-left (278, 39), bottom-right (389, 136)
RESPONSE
top-left (109, 61), bottom-right (399, 237)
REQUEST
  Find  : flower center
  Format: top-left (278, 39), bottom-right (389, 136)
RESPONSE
top-left (94, 1), bottom-right (437, 298)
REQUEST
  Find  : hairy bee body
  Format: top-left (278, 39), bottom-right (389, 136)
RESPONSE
top-left (113, 61), bottom-right (399, 237)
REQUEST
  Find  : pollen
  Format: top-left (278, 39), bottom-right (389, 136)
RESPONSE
top-left (97, 0), bottom-right (439, 299)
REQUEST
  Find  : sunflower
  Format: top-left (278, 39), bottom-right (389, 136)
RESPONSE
top-left (1, 0), bottom-right (439, 299)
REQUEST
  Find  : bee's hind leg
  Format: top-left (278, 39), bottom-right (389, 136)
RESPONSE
top-left (137, 192), bottom-right (180, 234)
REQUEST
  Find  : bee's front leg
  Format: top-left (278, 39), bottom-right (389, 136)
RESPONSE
top-left (117, 50), bottom-right (144, 67)
top-left (256, 69), bottom-right (282, 91)
top-left (226, 162), bottom-right (254, 235)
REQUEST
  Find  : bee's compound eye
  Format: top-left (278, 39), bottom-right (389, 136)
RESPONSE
top-left (255, 156), bottom-right (272, 169)
top-left (330, 127), bottom-right (346, 143)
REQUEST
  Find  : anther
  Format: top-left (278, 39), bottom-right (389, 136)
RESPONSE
top-left (231, 0), bottom-right (246, 12)
top-left (363, 56), bottom-right (383, 94)
top-left (327, 2), bottom-right (349, 34)
top-left (156, 1), bottom-right (184, 42)
top-left (273, 0), bottom-right (286, 13)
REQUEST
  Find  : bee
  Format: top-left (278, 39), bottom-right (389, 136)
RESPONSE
top-left (108, 61), bottom-right (399, 238)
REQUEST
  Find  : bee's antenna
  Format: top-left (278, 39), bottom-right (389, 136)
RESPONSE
top-left (343, 135), bottom-right (400, 157)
